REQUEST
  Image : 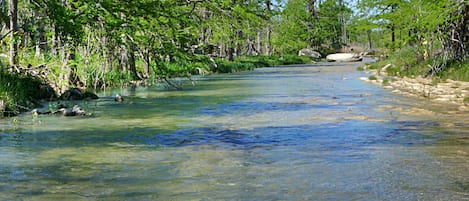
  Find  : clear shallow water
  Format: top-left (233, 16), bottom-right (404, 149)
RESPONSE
top-left (1, 62), bottom-right (468, 200)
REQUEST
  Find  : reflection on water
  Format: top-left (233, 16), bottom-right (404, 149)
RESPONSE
top-left (1, 63), bottom-right (468, 200)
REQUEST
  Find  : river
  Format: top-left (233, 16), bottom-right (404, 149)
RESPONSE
top-left (1, 62), bottom-right (468, 200)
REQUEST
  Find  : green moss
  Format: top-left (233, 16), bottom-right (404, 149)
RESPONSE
top-left (368, 75), bottom-right (377, 80)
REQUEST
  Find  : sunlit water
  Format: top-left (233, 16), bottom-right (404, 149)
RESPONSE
top-left (1, 62), bottom-right (468, 200)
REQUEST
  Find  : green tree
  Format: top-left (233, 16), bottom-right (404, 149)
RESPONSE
top-left (273, 0), bottom-right (351, 54)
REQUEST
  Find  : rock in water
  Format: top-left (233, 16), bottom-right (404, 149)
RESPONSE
top-left (326, 53), bottom-right (363, 62)
top-left (82, 91), bottom-right (99, 100)
top-left (58, 105), bottom-right (86, 116)
top-left (114, 94), bottom-right (124, 102)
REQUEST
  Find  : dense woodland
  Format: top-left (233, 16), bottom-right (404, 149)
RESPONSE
top-left (0, 0), bottom-right (468, 115)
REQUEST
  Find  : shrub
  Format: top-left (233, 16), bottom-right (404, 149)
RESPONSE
top-left (0, 69), bottom-right (45, 116)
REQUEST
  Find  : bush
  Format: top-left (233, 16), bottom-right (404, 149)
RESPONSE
top-left (367, 46), bottom-right (430, 77)
top-left (0, 69), bottom-right (45, 116)
top-left (214, 55), bottom-right (313, 73)
top-left (367, 46), bottom-right (469, 82)
top-left (436, 60), bottom-right (469, 82)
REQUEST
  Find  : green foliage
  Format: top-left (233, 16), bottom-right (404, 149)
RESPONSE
top-left (273, 0), bottom-right (351, 53)
top-left (382, 78), bottom-right (390, 85)
top-left (0, 70), bottom-right (44, 116)
top-left (214, 55), bottom-right (312, 73)
top-left (354, 0), bottom-right (459, 51)
top-left (368, 75), bottom-right (377, 80)
top-left (368, 47), bottom-right (429, 76)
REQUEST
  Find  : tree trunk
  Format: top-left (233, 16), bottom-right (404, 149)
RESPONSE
top-left (8, 0), bottom-right (18, 66)
top-left (265, 0), bottom-right (272, 55)
top-left (391, 24), bottom-right (395, 44)
top-left (338, 0), bottom-right (347, 45)
top-left (227, 47), bottom-right (234, 61)
top-left (128, 44), bottom-right (139, 80)
top-left (257, 30), bottom-right (262, 55)
top-left (308, 0), bottom-right (316, 18)
top-left (51, 26), bottom-right (59, 56)
top-left (265, 25), bottom-right (272, 55)
top-left (463, 3), bottom-right (469, 56)
top-left (367, 30), bottom-right (372, 49)
top-left (142, 49), bottom-right (151, 78)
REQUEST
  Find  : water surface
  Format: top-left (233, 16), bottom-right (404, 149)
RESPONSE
top-left (1, 62), bottom-right (468, 200)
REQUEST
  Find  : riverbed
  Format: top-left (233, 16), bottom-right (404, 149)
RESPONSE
top-left (1, 62), bottom-right (468, 200)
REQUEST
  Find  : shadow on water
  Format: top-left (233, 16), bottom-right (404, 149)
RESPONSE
top-left (0, 117), bottom-right (442, 152)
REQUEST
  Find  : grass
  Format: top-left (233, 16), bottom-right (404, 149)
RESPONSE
top-left (214, 55), bottom-right (314, 73)
top-left (382, 78), bottom-right (390, 85)
top-left (368, 75), bottom-right (377, 80)
top-left (435, 61), bottom-right (469, 82)
top-left (464, 97), bottom-right (469, 103)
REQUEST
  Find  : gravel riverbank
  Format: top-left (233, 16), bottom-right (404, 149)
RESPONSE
top-left (360, 65), bottom-right (469, 112)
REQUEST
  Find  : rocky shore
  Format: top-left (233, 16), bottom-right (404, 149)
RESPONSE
top-left (360, 64), bottom-right (469, 112)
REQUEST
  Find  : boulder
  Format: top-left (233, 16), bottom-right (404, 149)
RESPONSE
top-left (38, 84), bottom-right (57, 100)
top-left (114, 94), bottom-right (124, 102)
top-left (82, 91), bottom-right (99, 100)
top-left (298, 48), bottom-right (322, 58)
top-left (326, 53), bottom-right (363, 62)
